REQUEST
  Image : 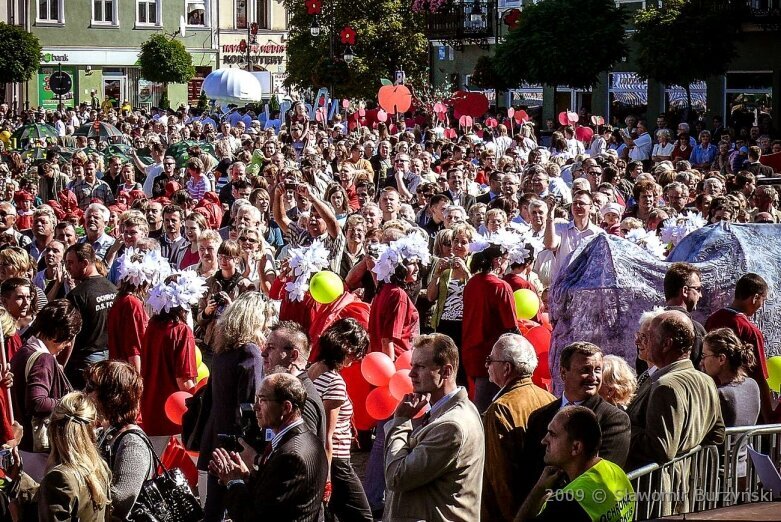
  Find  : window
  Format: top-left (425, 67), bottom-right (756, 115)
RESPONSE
top-left (255, 0), bottom-right (269, 29)
top-left (93, 0), bottom-right (117, 24)
top-left (38, 0), bottom-right (63, 23)
top-left (137, 0), bottom-right (160, 25)
top-left (236, 0), bottom-right (248, 28)
top-left (186, 0), bottom-right (208, 26)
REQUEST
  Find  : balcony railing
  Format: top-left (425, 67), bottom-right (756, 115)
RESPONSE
top-left (425, 1), bottom-right (497, 40)
top-left (745, 0), bottom-right (781, 25)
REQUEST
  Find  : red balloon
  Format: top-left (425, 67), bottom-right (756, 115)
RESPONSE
top-left (376, 109), bottom-right (388, 123)
top-left (575, 126), bottom-right (594, 143)
top-left (558, 111), bottom-right (569, 126)
top-left (342, 364), bottom-right (374, 430)
top-left (451, 91), bottom-right (489, 118)
top-left (164, 391), bottom-right (192, 426)
top-left (507, 107), bottom-right (515, 118)
top-left (395, 350), bottom-right (413, 371)
top-left (361, 352), bottom-right (396, 387)
top-left (458, 115), bottom-right (473, 128)
top-left (366, 386), bottom-right (399, 420)
top-left (525, 326), bottom-right (551, 388)
top-left (514, 109), bottom-right (529, 124)
top-left (389, 369), bottom-right (413, 401)
top-left (377, 84), bottom-right (412, 115)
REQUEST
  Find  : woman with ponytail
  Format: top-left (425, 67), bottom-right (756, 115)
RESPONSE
top-left (700, 327), bottom-right (760, 427)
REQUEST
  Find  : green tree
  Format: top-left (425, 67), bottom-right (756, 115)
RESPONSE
top-left (634, 0), bottom-right (742, 119)
top-left (0, 23), bottom-right (42, 103)
top-left (283, 0), bottom-right (427, 99)
top-left (494, 0), bottom-right (626, 93)
top-left (138, 33), bottom-right (196, 109)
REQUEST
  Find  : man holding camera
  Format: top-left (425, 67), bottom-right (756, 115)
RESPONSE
top-left (210, 373), bottom-right (328, 522)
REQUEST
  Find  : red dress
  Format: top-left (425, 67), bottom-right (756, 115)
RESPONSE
top-left (179, 249), bottom-right (200, 269)
top-left (462, 272), bottom-right (517, 379)
top-left (368, 283), bottom-right (419, 357)
top-left (108, 293), bottom-right (148, 362)
top-left (140, 318), bottom-right (198, 436)
top-left (705, 308), bottom-right (768, 380)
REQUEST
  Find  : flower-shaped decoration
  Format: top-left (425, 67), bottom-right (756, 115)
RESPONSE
top-left (285, 240), bottom-right (331, 302)
top-left (660, 212), bottom-right (708, 248)
top-left (504, 8), bottom-right (521, 29)
top-left (340, 26), bottom-right (356, 45)
top-left (372, 233), bottom-right (431, 283)
top-left (625, 228), bottom-right (666, 260)
top-left (306, 0), bottom-right (322, 15)
top-left (117, 248), bottom-right (171, 288)
top-left (470, 229), bottom-right (521, 255)
top-left (147, 271), bottom-right (208, 315)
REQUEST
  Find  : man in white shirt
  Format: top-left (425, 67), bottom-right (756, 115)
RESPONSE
top-left (544, 190), bottom-right (604, 283)
top-left (627, 120), bottom-right (653, 162)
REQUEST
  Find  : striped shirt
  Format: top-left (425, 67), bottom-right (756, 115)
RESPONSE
top-left (313, 370), bottom-right (353, 460)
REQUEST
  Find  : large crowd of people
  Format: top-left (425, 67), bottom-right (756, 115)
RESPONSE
top-left (0, 98), bottom-right (777, 521)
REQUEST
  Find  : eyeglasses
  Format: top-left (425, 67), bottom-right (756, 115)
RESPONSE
top-left (240, 237), bottom-right (259, 244)
top-left (686, 285), bottom-right (702, 292)
top-left (485, 356), bottom-right (509, 365)
top-left (218, 254), bottom-right (237, 261)
top-left (701, 353), bottom-right (720, 360)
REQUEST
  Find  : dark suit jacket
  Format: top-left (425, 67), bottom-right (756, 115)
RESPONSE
top-left (439, 190), bottom-right (477, 212)
top-left (747, 162), bottom-right (774, 177)
top-left (298, 372), bottom-right (326, 444)
top-left (521, 394), bottom-right (631, 499)
top-left (476, 191), bottom-right (495, 205)
top-left (226, 423), bottom-right (327, 522)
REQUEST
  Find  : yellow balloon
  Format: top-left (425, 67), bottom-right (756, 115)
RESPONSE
top-left (767, 356), bottom-right (781, 392)
top-left (0, 131), bottom-right (9, 143)
top-left (309, 270), bottom-right (344, 304)
top-left (197, 363), bottom-right (210, 383)
top-left (195, 346), bottom-right (203, 368)
top-left (514, 289), bottom-right (540, 320)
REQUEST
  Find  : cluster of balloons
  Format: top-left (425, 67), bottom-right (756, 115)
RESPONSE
top-left (309, 271), bottom-right (344, 305)
top-left (165, 347), bottom-right (210, 426)
top-left (361, 351), bottom-right (415, 421)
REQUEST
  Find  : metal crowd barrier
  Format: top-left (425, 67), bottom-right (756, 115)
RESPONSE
top-left (625, 423), bottom-right (781, 521)
top-left (720, 423), bottom-right (781, 506)
top-left (627, 445), bottom-right (720, 521)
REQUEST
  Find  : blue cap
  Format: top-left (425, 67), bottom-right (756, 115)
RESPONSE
top-left (739, 146), bottom-right (748, 154)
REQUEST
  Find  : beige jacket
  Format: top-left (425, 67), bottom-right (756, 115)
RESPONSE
top-left (384, 387), bottom-right (485, 522)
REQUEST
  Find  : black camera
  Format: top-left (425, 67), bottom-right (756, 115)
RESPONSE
top-left (213, 292), bottom-right (228, 306)
top-left (216, 403), bottom-right (258, 453)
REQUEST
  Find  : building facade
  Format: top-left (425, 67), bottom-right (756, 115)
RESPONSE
top-left (428, 0), bottom-right (781, 132)
top-left (216, 0), bottom-right (289, 97)
top-left (26, 0), bottom-right (219, 110)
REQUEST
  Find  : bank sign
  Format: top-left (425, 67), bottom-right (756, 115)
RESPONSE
top-left (41, 52), bottom-right (70, 63)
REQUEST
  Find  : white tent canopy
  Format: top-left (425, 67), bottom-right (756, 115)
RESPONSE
top-left (201, 68), bottom-right (262, 106)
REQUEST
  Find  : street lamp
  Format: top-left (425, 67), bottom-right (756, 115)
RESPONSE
top-left (310, 17), bottom-right (321, 37)
top-left (343, 45), bottom-right (355, 64)
top-left (470, 0), bottom-right (485, 30)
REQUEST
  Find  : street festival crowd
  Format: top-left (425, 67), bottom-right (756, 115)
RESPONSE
top-left (0, 97), bottom-right (776, 522)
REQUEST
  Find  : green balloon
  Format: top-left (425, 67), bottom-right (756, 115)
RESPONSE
top-left (767, 356), bottom-right (781, 392)
top-left (309, 271), bottom-right (344, 304)
top-left (514, 288), bottom-right (540, 320)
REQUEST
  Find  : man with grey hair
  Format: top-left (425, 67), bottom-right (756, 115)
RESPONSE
top-left (25, 205), bottom-right (57, 262)
top-left (0, 201), bottom-right (30, 248)
top-left (482, 333), bottom-right (555, 521)
top-left (443, 205), bottom-right (467, 229)
top-left (78, 202), bottom-right (115, 260)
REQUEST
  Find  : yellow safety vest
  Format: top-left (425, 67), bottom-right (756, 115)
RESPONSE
top-left (546, 459), bottom-right (635, 522)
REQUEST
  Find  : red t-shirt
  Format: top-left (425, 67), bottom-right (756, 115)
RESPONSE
top-left (140, 318), bottom-right (198, 436)
top-left (5, 334), bottom-right (22, 362)
top-left (108, 293), bottom-right (148, 362)
top-left (368, 283), bottom-right (419, 357)
top-left (179, 249), bottom-right (200, 270)
top-left (462, 272), bottom-right (518, 379)
top-left (705, 307), bottom-right (768, 380)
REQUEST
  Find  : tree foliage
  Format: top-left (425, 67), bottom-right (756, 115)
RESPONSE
top-left (0, 23), bottom-right (42, 85)
top-left (493, 0), bottom-right (627, 90)
top-left (139, 34), bottom-right (196, 85)
top-left (470, 55), bottom-right (507, 91)
top-left (633, 0), bottom-right (742, 90)
top-left (283, 0), bottom-right (428, 99)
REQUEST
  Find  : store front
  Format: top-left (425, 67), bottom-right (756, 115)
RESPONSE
top-left (218, 34), bottom-right (288, 97)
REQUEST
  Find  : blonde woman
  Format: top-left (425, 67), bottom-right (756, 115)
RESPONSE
top-left (9, 391), bottom-right (111, 521)
top-left (198, 292), bottom-right (274, 520)
top-left (236, 227), bottom-right (276, 296)
top-left (599, 355), bottom-right (637, 409)
top-left (188, 230), bottom-right (222, 279)
top-left (181, 212), bottom-right (209, 269)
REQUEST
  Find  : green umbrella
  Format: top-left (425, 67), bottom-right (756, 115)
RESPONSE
top-left (73, 121), bottom-right (124, 139)
top-left (167, 140), bottom-right (217, 168)
top-left (11, 124), bottom-right (59, 147)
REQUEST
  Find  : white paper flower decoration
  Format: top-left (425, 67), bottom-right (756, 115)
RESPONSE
top-left (625, 228), bottom-right (666, 259)
top-left (372, 233), bottom-right (431, 283)
top-left (117, 248), bottom-right (171, 287)
top-left (285, 239), bottom-right (332, 302)
top-left (147, 271), bottom-right (207, 315)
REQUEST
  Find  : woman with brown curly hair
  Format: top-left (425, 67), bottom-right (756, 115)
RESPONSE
top-left (86, 360), bottom-right (154, 521)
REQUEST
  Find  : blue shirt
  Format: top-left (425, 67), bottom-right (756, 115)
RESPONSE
top-left (689, 144), bottom-right (717, 166)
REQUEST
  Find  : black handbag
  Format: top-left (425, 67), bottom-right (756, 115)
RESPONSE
top-left (110, 429), bottom-right (204, 522)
